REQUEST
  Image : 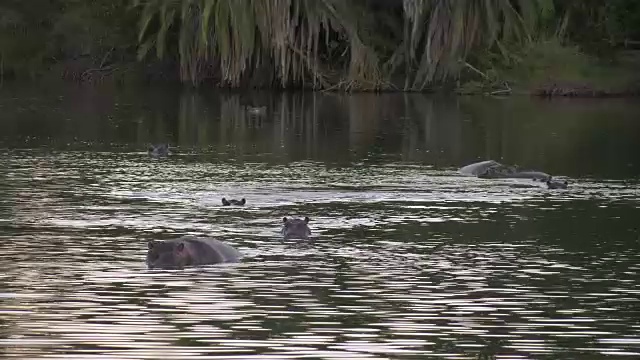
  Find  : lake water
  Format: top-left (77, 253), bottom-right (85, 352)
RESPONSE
top-left (1, 85), bottom-right (639, 359)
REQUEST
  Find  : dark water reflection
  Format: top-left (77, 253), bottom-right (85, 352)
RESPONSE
top-left (0, 86), bottom-right (639, 359)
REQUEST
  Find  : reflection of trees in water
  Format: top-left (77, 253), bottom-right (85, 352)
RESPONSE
top-left (274, 93), bottom-right (323, 161)
top-left (178, 92), bottom-right (212, 148)
top-left (346, 93), bottom-right (384, 159)
top-left (401, 95), bottom-right (464, 165)
top-left (458, 97), bottom-right (640, 177)
top-left (169, 91), bottom-right (467, 165)
top-left (2, 87), bottom-right (639, 175)
top-left (0, 87), bottom-right (466, 164)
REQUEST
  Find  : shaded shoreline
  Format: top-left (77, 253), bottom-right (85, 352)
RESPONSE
top-left (2, 56), bottom-right (639, 99)
top-left (530, 82), bottom-right (640, 98)
top-left (4, 76), bottom-right (639, 99)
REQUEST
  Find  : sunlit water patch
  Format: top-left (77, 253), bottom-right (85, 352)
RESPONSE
top-left (1, 146), bottom-right (639, 358)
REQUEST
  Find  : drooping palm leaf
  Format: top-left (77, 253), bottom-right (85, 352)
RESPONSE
top-left (131, 0), bottom-right (553, 90)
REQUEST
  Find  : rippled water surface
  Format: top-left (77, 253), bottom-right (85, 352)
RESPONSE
top-left (1, 87), bottom-right (640, 359)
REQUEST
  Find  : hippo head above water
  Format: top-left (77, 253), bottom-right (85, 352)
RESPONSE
top-left (546, 177), bottom-right (569, 189)
top-left (222, 197), bottom-right (246, 206)
top-left (147, 239), bottom-right (188, 269)
top-left (148, 143), bottom-right (170, 158)
top-left (282, 217), bottom-right (311, 239)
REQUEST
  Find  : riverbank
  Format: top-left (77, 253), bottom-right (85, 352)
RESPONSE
top-left (3, 1), bottom-right (640, 99)
top-left (3, 46), bottom-right (639, 99)
top-left (456, 41), bottom-right (640, 98)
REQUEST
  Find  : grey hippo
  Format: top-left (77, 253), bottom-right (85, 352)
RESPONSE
top-left (246, 106), bottom-right (267, 117)
top-left (282, 217), bottom-right (311, 240)
top-left (146, 236), bottom-right (241, 269)
top-left (222, 197), bottom-right (246, 206)
top-left (459, 160), bottom-right (550, 181)
top-left (148, 143), bottom-right (170, 158)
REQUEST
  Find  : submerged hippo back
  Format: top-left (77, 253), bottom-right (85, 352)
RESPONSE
top-left (510, 171), bottom-right (550, 181)
top-left (459, 160), bottom-right (502, 176)
top-left (147, 236), bottom-right (241, 269)
top-left (464, 160), bottom-right (550, 181)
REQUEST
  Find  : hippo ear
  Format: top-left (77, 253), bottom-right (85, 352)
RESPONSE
top-left (147, 241), bottom-right (155, 250)
top-left (282, 217), bottom-right (288, 223)
top-left (176, 243), bottom-right (185, 253)
top-left (304, 217), bottom-right (310, 223)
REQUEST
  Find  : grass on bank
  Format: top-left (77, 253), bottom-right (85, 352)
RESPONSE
top-left (457, 39), bottom-right (640, 96)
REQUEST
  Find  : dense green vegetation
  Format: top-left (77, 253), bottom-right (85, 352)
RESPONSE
top-left (1, 0), bottom-right (639, 94)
